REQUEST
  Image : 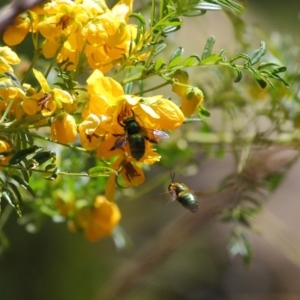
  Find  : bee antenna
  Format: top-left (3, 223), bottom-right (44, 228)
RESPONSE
top-left (170, 172), bottom-right (175, 182)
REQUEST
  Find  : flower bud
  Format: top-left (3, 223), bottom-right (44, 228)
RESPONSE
top-left (172, 70), bottom-right (189, 97)
top-left (181, 87), bottom-right (204, 117)
top-left (51, 112), bottom-right (77, 143)
top-left (74, 196), bottom-right (121, 241)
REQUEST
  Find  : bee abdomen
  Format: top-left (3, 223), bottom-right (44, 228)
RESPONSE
top-left (128, 134), bottom-right (145, 160)
top-left (178, 191), bottom-right (199, 212)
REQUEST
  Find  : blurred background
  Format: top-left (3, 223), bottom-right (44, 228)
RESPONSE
top-left (1, 1), bottom-right (300, 300)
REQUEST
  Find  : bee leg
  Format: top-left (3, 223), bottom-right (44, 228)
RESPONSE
top-left (144, 136), bottom-right (158, 144)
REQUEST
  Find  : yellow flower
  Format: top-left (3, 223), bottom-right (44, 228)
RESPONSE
top-left (51, 112), bottom-right (77, 144)
top-left (37, 1), bottom-right (89, 61)
top-left (111, 0), bottom-right (133, 22)
top-left (119, 159), bottom-right (145, 186)
top-left (0, 139), bottom-right (12, 167)
top-left (3, 13), bottom-right (31, 46)
top-left (54, 189), bottom-right (75, 217)
top-left (75, 195), bottom-right (121, 241)
top-left (181, 87), bottom-right (204, 117)
top-left (126, 95), bottom-right (185, 130)
top-left (78, 113), bottom-right (107, 150)
top-left (105, 155), bottom-right (144, 201)
top-left (22, 98), bottom-right (41, 115)
top-left (38, 1), bottom-right (89, 40)
top-left (172, 70), bottom-right (190, 97)
top-left (0, 47), bottom-right (20, 73)
top-left (0, 77), bottom-right (26, 119)
top-left (32, 68), bottom-right (74, 116)
top-left (86, 69), bottom-right (124, 115)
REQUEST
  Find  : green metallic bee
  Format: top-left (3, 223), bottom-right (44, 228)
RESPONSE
top-left (168, 172), bottom-right (199, 212)
top-left (110, 110), bottom-right (169, 161)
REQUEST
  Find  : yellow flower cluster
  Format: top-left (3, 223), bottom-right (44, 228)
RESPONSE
top-left (79, 69), bottom-right (184, 199)
top-left (3, 0), bottom-right (147, 73)
top-left (0, 0), bottom-right (203, 241)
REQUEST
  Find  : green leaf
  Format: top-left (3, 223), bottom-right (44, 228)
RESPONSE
top-left (199, 106), bottom-right (211, 117)
top-left (202, 36), bottom-right (215, 60)
top-left (200, 54), bottom-right (224, 65)
top-left (154, 58), bottom-right (165, 71)
top-left (168, 56), bottom-right (183, 68)
top-left (1, 189), bottom-right (22, 217)
top-left (249, 41), bottom-right (266, 65)
top-left (183, 56), bottom-right (201, 67)
top-left (7, 182), bottom-right (23, 207)
top-left (230, 53), bottom-right (251, 64)
top-left (246, 65), bottom-right (267, 88)
top-left (161, 18), bottom-right (182, 34)
top-left (3, 72), bottom-right (22, 88)
top-left (181, 9), bottom-right (206, 17)
top-left (9, 146), bottom-right (42, 165)
top-left (88, 166), bottom-right (116, 177)
top-left (29, 151), bottom-right (56, 168)
top-left (130, 13), bottom-right (146, 34)
top-left (169, 47), bottom-right (184, 64)
top-left (124, 82), bottom-right (133, 94)
top-left (271, 66), bottom-right (287, 74)
top-left (124, 65), bottom-right (145, 81)
top-left (257, 62), bottom-right (282, 70)
top-left (195, 3), bottom-right (222, 10)
top-left (44, 164), bottom-right (59, 180)
top-left (10, 174), bottom-right (35, 197)
top-left (231, 65), bottom-right (243, 82)
top-left (153, 43), bottom-right (167, 56)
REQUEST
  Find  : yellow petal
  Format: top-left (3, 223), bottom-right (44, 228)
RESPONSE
top-left (53, 88), bottom-right (74, 103)
top-left (139, 103), bottom-right (159, 119)
top-left (33, 68), bottom-right (50, 93)
top-left (0, 46), bottom-right (20, 65)
top-left (111, 0), bottom-right (133, 22)
top-left (22, 99), bottom-right (40, 115)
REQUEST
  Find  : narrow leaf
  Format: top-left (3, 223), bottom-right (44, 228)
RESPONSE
top-left (7, 182), bottom-right (23, 207)
top-left (183, 56), bottom-right (200, 67)
top-left (88, 166), bottom-right (117, 177)
top-left (153, 43), bottom-right (167, 56)
top-left (9, 146), bottom-right (42, 165)
top-left (202, 36), bottom-right (215, 60)
top-left (10, 174), bottom-right (35, 197)
top-left (154, 58), bottom-right (165, 71)
top-left (2, 189), bottom-right (22, 217)
top-left (169, 47), bottom-right (184, 64)
top-left (249, 41), bottom-right (266, 65)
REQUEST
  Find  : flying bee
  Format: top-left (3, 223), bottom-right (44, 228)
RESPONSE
top-left (110, 110), bottom-right (169, 161)
top-left (168, 172), bottom-right (199, 213)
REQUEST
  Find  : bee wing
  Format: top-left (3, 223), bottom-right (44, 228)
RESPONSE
top-left (141, 128), bottom-right (169, 143)
top-left (110, 135), bottom-right (127, 150)
top-left (153, 129), bottom-right (169, 139)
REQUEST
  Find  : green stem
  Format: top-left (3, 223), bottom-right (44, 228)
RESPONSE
top-left (73, 42), bottom-right (87, 80)
top-left (21, 49), bottom-right (41, 85)
top-left (0, 163), bottom-right (112, 178)
top-left (30, 132), bottom-right (89, 153)
top-left (133, 81), bottom-right (170, 95)
top-left (44, 42), bottom-right (65, 80)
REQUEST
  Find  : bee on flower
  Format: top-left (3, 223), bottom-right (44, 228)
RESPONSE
top-left (109, 104), bottom-right (169, 161)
